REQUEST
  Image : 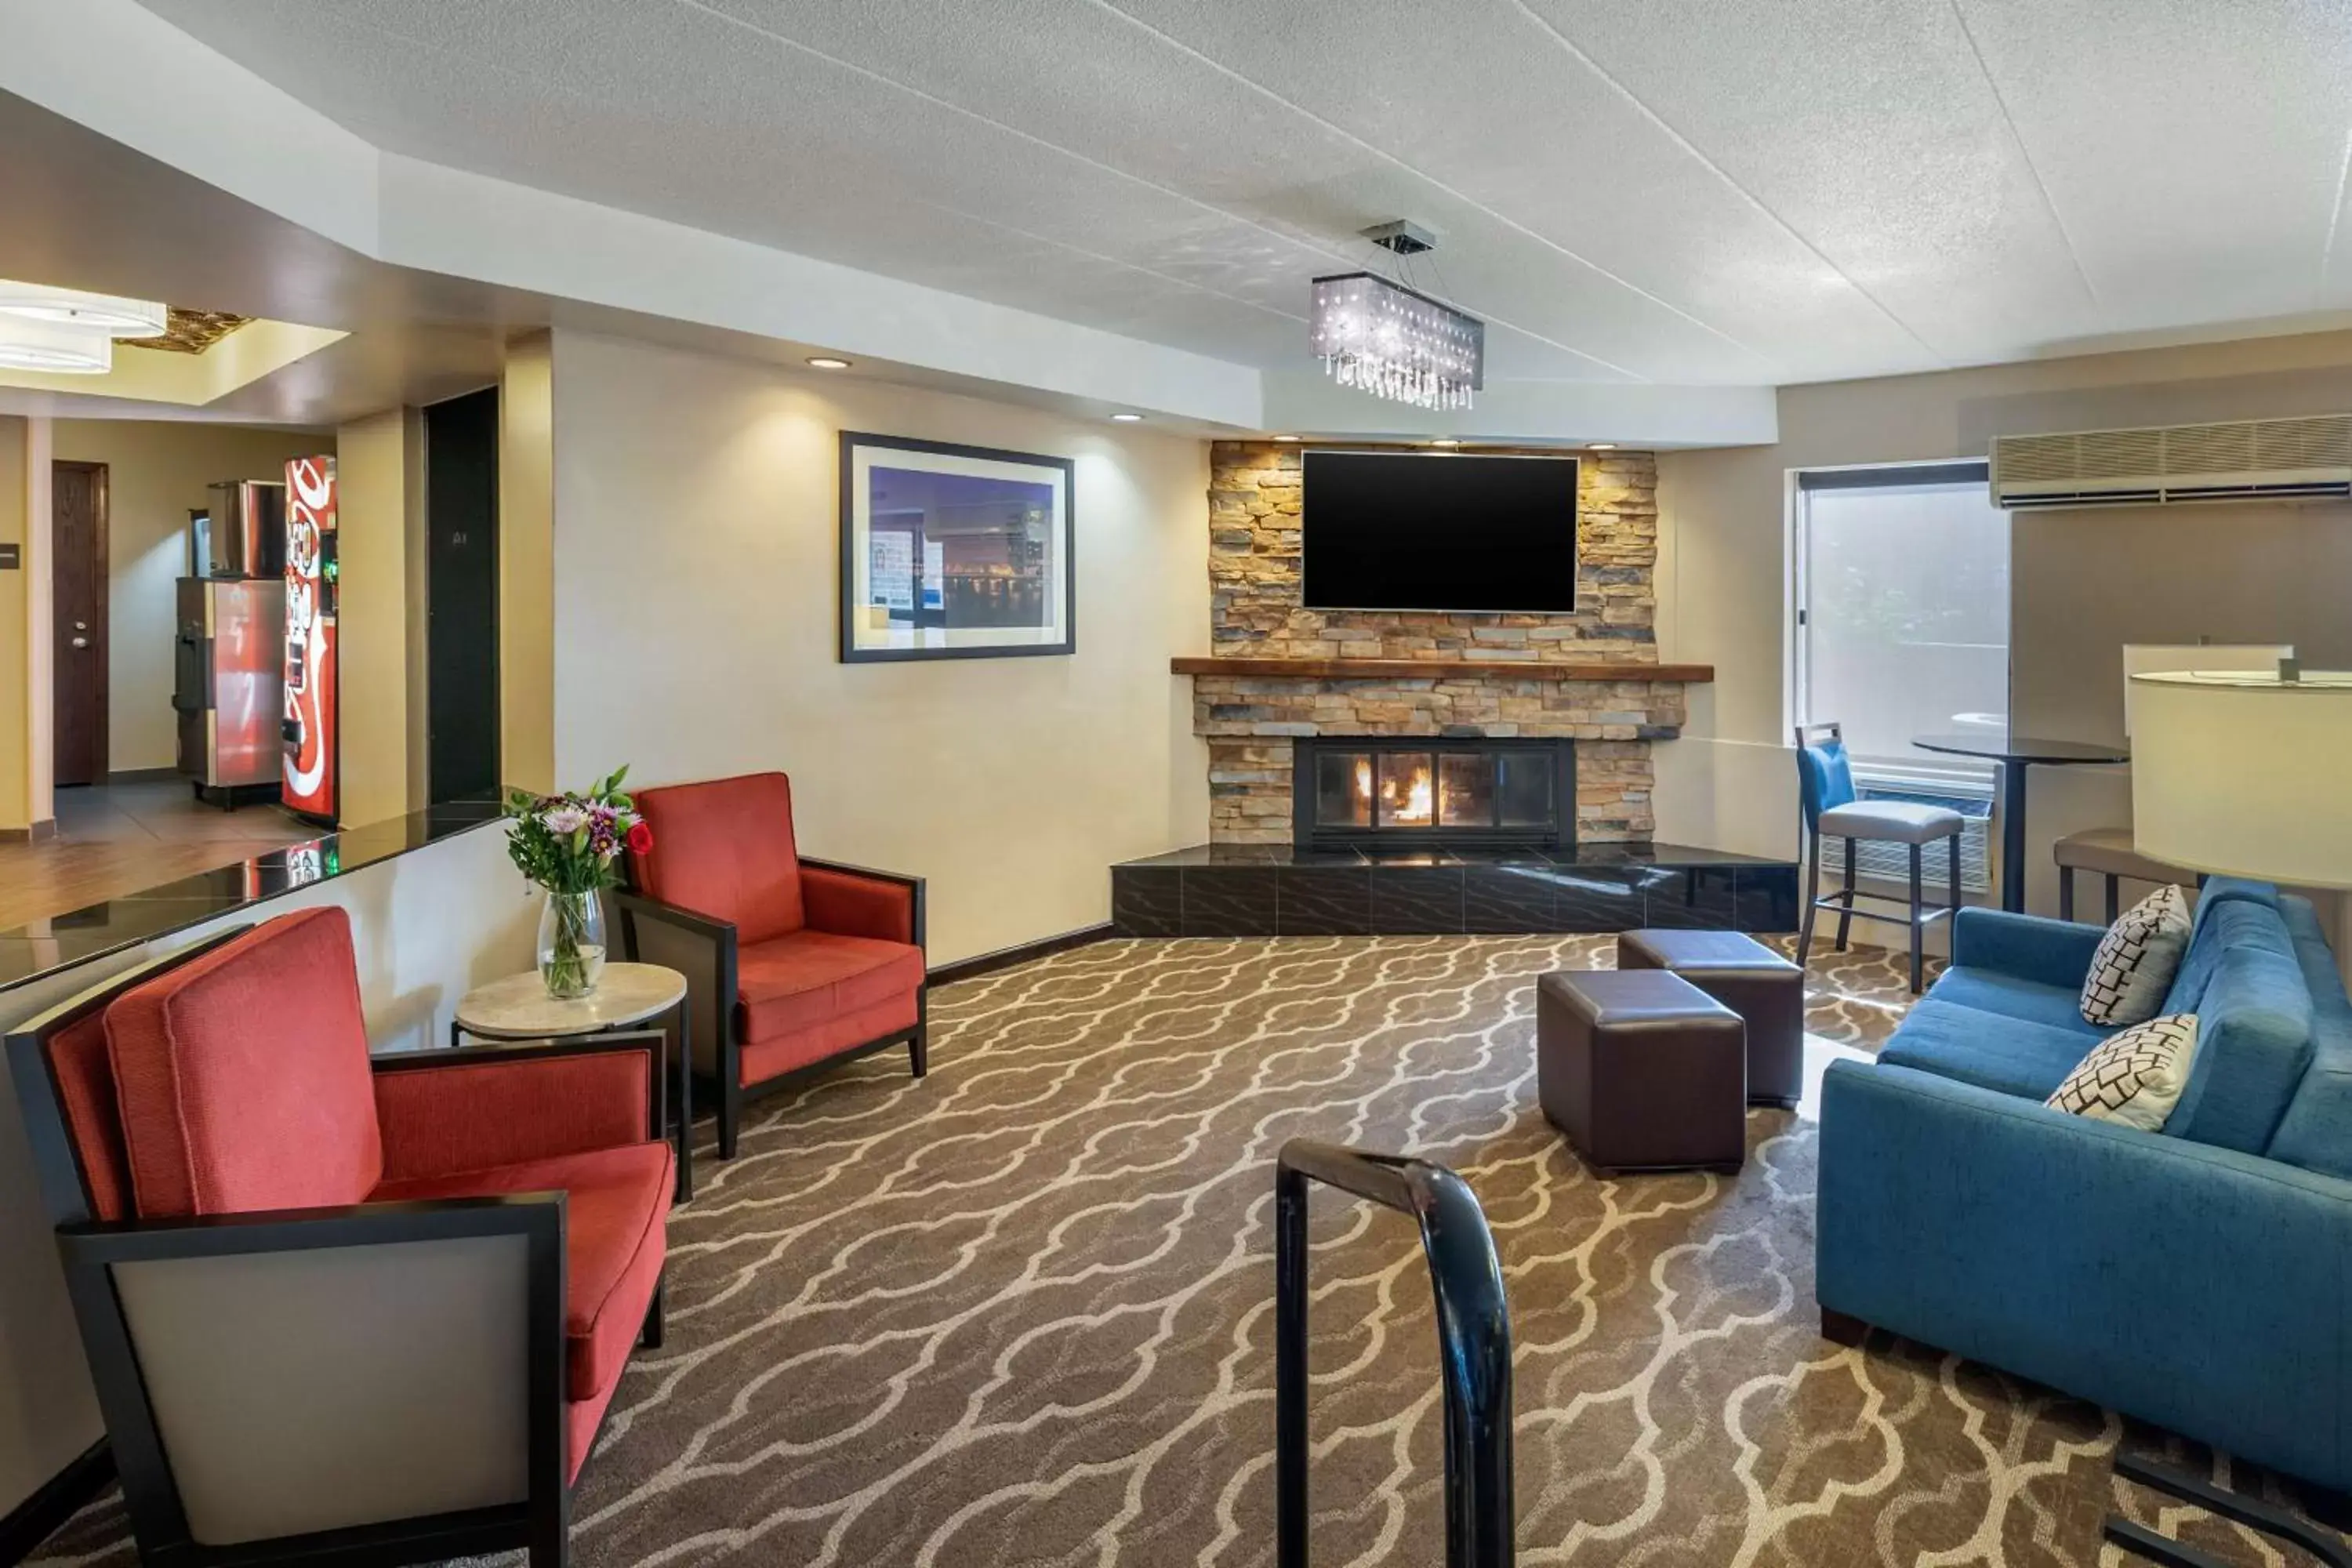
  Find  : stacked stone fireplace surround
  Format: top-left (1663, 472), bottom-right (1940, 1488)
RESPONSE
top-left (1196, 441), bottom-right (1686, 848)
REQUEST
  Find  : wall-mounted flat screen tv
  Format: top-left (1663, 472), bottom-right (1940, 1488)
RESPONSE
top-left (1301, 450), bottom-right (1579, 612)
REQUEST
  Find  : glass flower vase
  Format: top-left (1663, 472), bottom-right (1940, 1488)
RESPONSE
top-left (537, 889), bottom-right (607, 1000)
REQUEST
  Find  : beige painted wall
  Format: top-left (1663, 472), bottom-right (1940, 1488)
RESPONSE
top-left (0, 417), bottom-right (34, 830)
top-left (547, 329), bottom-right (1210, 965)
top-left (334, 408), bottom-right (422, 825)
top-left (1656, 328), bottom-right (2352, 918)
top-left (500, 335), bottom-right (556, 796)
top-left (26, 423), bottom-right (49, 827)
top-left (49, 420), bottom-right (330, 773)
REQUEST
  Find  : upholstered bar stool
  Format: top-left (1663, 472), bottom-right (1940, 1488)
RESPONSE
top-left (2052, 826), bottom-right (2194, 924)
top-left (1795, 723), bottom-right (1965, 993)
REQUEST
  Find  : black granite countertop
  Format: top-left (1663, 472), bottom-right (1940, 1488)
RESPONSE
top-left (0, 800), bottom-right (505, 993)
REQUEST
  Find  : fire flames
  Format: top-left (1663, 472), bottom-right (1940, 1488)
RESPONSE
top-left (1359, 757), bottom-right (1435, 826)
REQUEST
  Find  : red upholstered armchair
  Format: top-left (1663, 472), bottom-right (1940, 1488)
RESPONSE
top-left (617, 771), bottom-right (927, 1159)
top-left (4, 909), bottom-right (672, 1568)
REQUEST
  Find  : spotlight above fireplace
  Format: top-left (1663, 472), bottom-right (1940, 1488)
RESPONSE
top-left (1294, 737), bottom-right (1575, 851)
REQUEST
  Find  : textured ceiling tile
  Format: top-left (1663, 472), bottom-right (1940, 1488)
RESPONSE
top-left (1517, 0), bottom-right (2100, 363)
top-left (130, 0), bottom-right (2352, 384)
top-left (1955, 0), bottom-right (2352, 326)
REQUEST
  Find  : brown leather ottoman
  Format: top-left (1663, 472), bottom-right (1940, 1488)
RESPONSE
top-left (1536, 969), bottom-right (1746, 1174)
top-left (1617, 928), bottom-right (1805, 1108)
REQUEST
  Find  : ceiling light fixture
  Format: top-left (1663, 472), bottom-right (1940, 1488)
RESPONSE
top-left (1588, 442), bottom-right (1618, 451)
top-left (1309, 222), bottom-right (1484, 413)
top-left (805, 355), bottom-right (851, 370)
top-left (0, 316), bottom-right (113, 374)
top-left (1112, 412), bottom-right (1145, 422)
top-left (0, 281), bottom-right (166, 338)
top-left (1431, 438), bottom-right (1461, 448)
top-left (1272, 434), bottom-right (1301, 442)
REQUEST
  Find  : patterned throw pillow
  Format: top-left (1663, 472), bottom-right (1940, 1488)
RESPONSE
top-left (2047, 1014), bottom-right (2200, 1132)
top-left (2079, 884), bottom-right (2192, 1026)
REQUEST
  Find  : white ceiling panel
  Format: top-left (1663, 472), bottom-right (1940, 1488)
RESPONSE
top-left (128, 0), bottom-right (2352, 392)
top-left (1518, 0), bottom-right (2100, 361)
top-left (1953, 0), bottom-right (2352, 325)
top-left (1086, 0), bottom-right (1934, 379)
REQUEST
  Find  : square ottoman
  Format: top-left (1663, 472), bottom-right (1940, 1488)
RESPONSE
top-left (1536, 968), bottom-right (1746, 1174)
top-left (1617, 928), bottom-right (1805, 1108)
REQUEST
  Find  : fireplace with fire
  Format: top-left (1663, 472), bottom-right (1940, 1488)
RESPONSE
top-left (1293, 737), bottom-right (1576, 851)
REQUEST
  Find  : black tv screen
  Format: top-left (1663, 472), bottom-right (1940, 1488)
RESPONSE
top-left (1301, 450), bottom-right (1579, 612)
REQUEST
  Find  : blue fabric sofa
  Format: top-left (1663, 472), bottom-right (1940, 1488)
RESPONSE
top-left (1817, 877), bottom-right (2352, 1493)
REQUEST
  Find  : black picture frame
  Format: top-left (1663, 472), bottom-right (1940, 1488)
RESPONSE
top-left (838, 431), bottom-right (1077, 663)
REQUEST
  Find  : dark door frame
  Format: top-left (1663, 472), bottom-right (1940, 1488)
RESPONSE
top-left (423, 387), bottom-right (502, 806)
top-left (50, 460), bottom-right (110, 789)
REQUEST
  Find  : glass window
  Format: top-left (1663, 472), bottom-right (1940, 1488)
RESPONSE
top-left (1495, 753), bottom-right (1555, 827)
top-left (1316, 752), bottom-right (1371, 827)
top-left (1377, 753), bottom-right (1435, 826)
top-left (1794, 463), bottom-right (2008, 789)
top-left (1437, 753), bottom-right (1494, 827)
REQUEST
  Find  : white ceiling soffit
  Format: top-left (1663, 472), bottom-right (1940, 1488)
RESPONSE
top-left (0, 0), bottom-right (1266, 430)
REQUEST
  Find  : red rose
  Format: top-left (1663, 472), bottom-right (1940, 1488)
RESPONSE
top-left (626, 821), bottom-right (654, 855)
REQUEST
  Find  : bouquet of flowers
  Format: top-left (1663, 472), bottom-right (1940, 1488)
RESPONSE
top-left (503, 767), bottom-right (652, 996)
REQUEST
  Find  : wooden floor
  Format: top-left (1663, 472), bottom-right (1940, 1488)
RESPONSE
top-left (0, 780), bottom-right (320, 930)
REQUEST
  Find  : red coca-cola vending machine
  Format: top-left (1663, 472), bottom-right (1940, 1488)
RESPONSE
top-left (281, 456), bottom-right (339, 823)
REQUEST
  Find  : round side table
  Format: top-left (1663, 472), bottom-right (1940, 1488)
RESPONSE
top-left (454, 963), bottom-right (694, 1200)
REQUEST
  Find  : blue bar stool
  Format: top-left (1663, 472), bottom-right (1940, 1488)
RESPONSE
top-left (1795, 723), bottom-right (1965, 993)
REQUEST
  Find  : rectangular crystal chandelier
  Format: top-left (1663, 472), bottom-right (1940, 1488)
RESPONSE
top-left (1309, 272), bottom-right (1485, 412)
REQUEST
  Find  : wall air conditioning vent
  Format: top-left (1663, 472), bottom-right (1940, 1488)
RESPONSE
top-left (1991, 414), bottom-right (2352, 510)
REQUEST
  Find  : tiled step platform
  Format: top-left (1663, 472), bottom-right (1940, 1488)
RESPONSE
top-left (1112, 841), bottom-right (1799, 938)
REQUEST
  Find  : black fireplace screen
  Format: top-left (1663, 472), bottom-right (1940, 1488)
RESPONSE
top-left (1294, 738), bottom-right (1575, 848)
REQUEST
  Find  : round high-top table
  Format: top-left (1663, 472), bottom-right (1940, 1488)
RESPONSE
top-left (455, 962), bottom-right (693, 1200)
top-left (1911, 732), bottom-right (2131, 913)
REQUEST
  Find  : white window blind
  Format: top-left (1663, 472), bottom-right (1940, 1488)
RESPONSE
top-left (1794, 463), bottom-right (2009, 796)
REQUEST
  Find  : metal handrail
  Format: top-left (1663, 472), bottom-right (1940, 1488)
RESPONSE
top-left (1276, 1138), bottom-right (1515, 1568)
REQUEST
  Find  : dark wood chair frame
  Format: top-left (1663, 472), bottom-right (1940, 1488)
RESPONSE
top-left (1794, 721), bottom-right (1965, 994)
top-left (3, 931), bottom-right (668, 1568)
top-left (2057, 861), bottom-right (2208, 925)
top-left (615, 856), bottom-right (927, 1162)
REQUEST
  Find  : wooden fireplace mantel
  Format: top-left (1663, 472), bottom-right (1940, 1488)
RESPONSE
top-left (1171, 656), bottom-right (1715, 683)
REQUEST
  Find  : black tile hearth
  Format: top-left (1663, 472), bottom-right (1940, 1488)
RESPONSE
top-left (1119, 844), bottom-right (1289, 866)
top-left (1464, 865), bottom-right (1558, 933)
top-left (1277, 865), bottom-right (1371, 935)
top-left (1551, 867), bottom-right (1648, 932)
top-left (1112, 866), bottom-right (1183, 938)
top-left (1636, 864), bottom-right (1740, 931)
top-left (1733, 865), bottom-right (1801, 934)
top-left (1109, 842), bottom-right (1798, 939)
top-left (1181, 867), bottom-right (1280, 938)
top-left (1370, 866), bottom-right (1465, 933)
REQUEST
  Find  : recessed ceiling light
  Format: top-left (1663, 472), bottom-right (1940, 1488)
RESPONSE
top-left (1272, 434), bottom-right (1301, 441)
top-left (0, 281), bottom-right (165, 338)
top-left (1431, 438), bottom-right (1461, 448)
top-left (1112, 412), bottom-right (1145, 422)
top-left (1588, 441), bottom-right (1617, 451)
top-left (0, 316), bottom-right (112, 373)
top-left (805, 356), bottom-right (851, 370)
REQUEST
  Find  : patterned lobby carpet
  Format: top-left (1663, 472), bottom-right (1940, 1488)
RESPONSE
top-left (30, 936), bottom-right (2344, 1566)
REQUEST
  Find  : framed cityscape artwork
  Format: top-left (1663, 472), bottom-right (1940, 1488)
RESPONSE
top-left (838, 432), bottom-right (1076, 662)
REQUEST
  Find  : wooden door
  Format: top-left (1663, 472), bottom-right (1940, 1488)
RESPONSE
top-left (51, 461), bottom-right (108, 788)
